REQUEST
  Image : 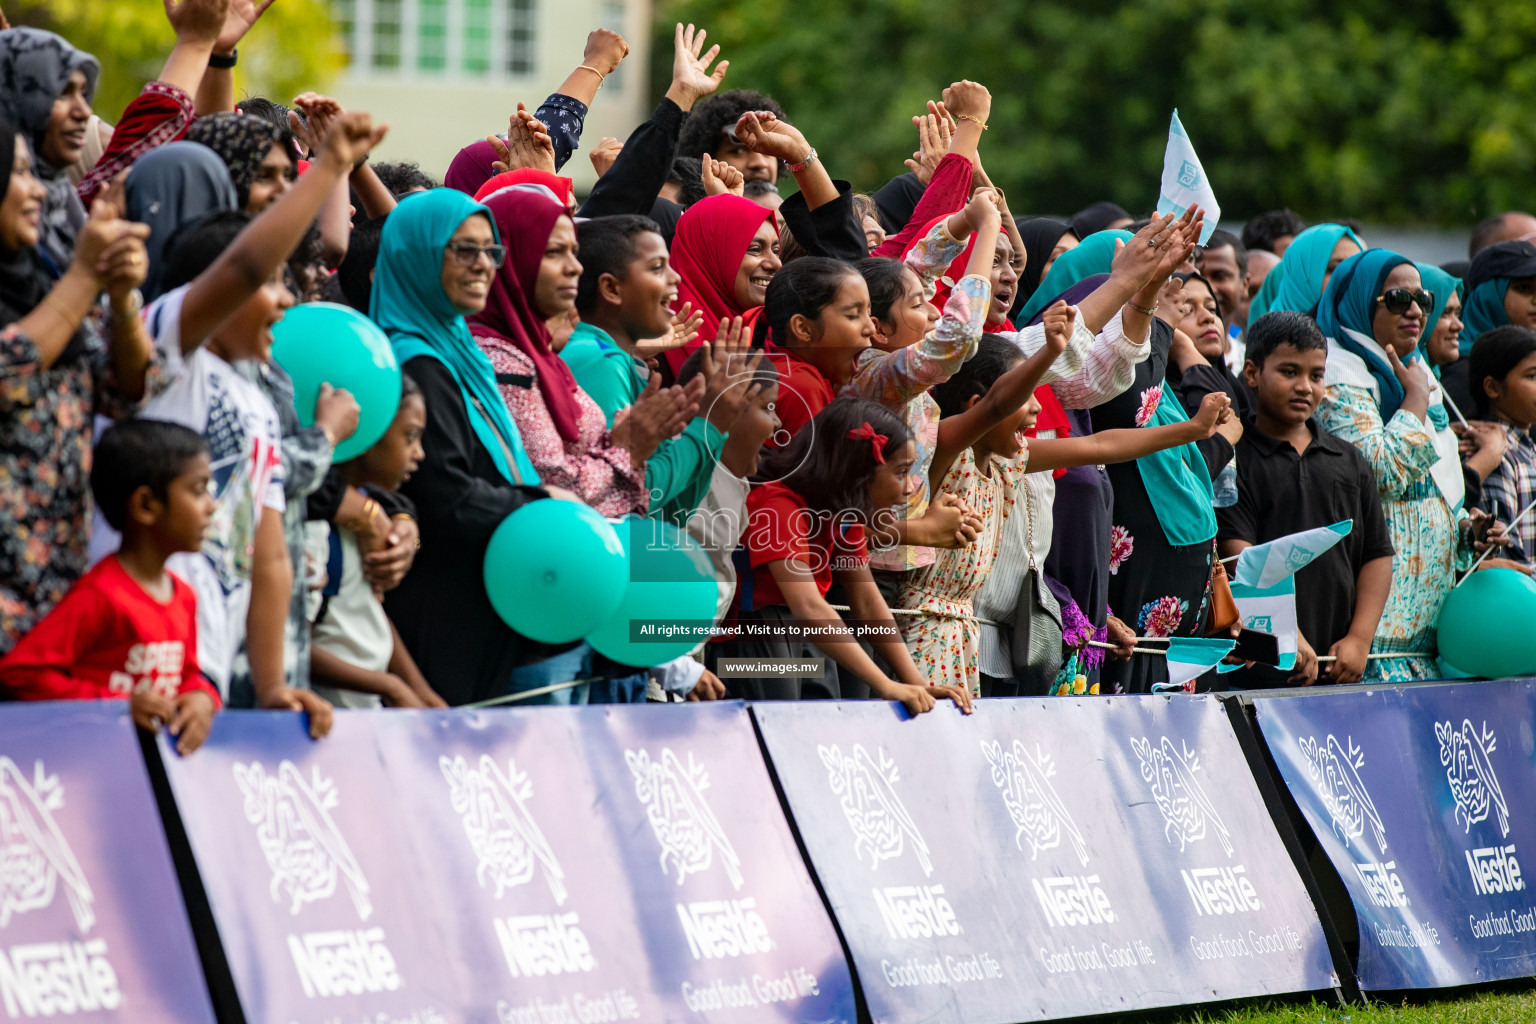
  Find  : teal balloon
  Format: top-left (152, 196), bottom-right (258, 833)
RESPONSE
top-left (484, 500), bottom-right (626, 643)
top-left (270, 302), bottom-right (401, 462)
top-left (587, 517), bottom-right (720, 667)
top-left (1436, 568), bottom-right (1536, 678)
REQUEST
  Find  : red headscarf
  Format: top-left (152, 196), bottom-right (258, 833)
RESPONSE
top-left (475, 168), bottom-right (575, 207)
top-left (466, 189), bottom-right (586, 442)
top-left (664, 194), bottom-right (777, 375)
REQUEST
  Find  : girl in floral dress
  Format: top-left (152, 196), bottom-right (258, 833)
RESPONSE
top-left (901, 334), bottom-right (1232, 695)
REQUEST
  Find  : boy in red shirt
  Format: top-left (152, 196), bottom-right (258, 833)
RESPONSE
top-left (0, 420), bottom-right (221, 754)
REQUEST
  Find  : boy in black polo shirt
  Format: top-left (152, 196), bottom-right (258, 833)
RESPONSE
top-left (1217, 312), bottom-right (1395, 687)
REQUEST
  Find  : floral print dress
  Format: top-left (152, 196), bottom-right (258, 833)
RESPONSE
top-left (1317, 382), bottom-right (1468, 681)
top-left (0, 318), bottom-right (164, 653)
top-left (898, 445), bottom-right (1026, 695)
top-left (847, 218), bottom-right (985, 572)
top-left (1096, 321), bottom-right (1233, 693)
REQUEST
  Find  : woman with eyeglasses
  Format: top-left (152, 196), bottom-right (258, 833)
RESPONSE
top-left (1316, 249), bottom-right (1503, 681)
top-left (371, 188), bottom-right (565, 706)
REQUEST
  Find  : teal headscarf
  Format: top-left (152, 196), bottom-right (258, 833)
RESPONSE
top-left (1138, 382), bottom-right (1217, 547)
top-left (1016, 229), bottom-right (1132, 324)
top-left (1270, 224), bottom-right (1364, 314)
top-left (1414, 263), bottom-right (1464, 375)
top-left (371, 189), bottom-right (539, 484)
top-left (1317, 249), bottom-right (1413, 420)
top-left (1461, 278), bottom-right (1511, 357)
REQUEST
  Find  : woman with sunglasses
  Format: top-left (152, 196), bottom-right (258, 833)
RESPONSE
top-left (1316, 249), bottom-right (1502, 681)
top-left (371, 188), bottom-right (569, 706)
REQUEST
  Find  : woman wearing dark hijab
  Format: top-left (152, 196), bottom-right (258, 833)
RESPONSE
top-left (185, 112), bottom-right (288, 215)
top-left (123, 141), bottom-right (237, 301)
top-left (0, 113), bottom-right (160, 654)
top-left (0, 28), bottom-right (100, 269)
top-left (1009, 217), bottom-right (1078, 319)
top-left (1070, 200), bottom-right (1133, 240)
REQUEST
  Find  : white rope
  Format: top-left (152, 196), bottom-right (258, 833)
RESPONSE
top-left (1458, 492), bottom-right (1536, 582)
top-left (464, 677), bottom-right (598, 709)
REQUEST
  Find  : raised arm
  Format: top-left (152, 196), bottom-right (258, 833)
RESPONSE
top-left (1026, 391), bottom-right (1232, 473)
top-left (194, 0), bottom-right (275, 115)
top-left (177, 111), bottom-right (386, 352)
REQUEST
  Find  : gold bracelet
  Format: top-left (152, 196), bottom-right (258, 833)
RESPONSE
top-left (390, 512), bottom-right (415, 522)
top-left (319, 424), bottom-right (336, 448)
top-left (43, 294), bottom-right (82, 330)
top-left (577, 64), bottom-right (607, 88)
top-left (1129, 300), bottom-right (1158, 316)
top-left (954, 113), bottom-right (988, 131)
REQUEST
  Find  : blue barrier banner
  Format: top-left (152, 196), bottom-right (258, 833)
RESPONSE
top-left (0, 703), bottom-right (212, 1022)
top-left (1252, 679), bottom-right (1536, 990)
top-left (752, 697), bottom-right (1336, 1023)
top-left (156, 704), bottom-right (856, 1023)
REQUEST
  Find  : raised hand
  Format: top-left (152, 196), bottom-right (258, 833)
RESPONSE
top-left (1190, 391), bottom-right (1233, 436)
top-left (733, 111), bottom-right (812, 165)
top-left (666, 22), bottom-right (728, 111)
top-left (319, 111), bottom-right (389, 173)
top-left (940, 80), bottom-right (992, 128)
top-left (701, 155), bottom-right (744, 197)
top-left (164, 0), bottom-right (229, 45)
top-left (904, 109), bottom-right (952, 185)
top-left (633, 302), bottom-right (705, 361)
top-left (505, 102), bottom-right (556, 174)
top-left (612, 373), bottom-right (694, 466)
top-left (582, 27), bottom-right (629, 77)
top-left (589, 136), bottom-right (622, 177)
top-left (289, 93), bottom-right (343, 158)
top-left (697, 317), bottom-right (766, 431)
top-left (215, 0), bottom-right (275, 53)
top-left (1110, 213), bottom-right (1179, 292)
top-left (1042, 301), bottom-right (1078, 354)
top-left (76, 195), bottom-right (152, 289)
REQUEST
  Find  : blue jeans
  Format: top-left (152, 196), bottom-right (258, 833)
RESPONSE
top-left (586, 671), bottom-right (649, 704)
top-left (507, 644), bottom-right (592, 705)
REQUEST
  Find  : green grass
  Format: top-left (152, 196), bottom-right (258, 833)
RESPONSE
top-left (1146, 988), bottom-right (1536, 1024)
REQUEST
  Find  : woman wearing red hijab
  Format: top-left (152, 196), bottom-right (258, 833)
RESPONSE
top-left (468, 189), bottom-right (651, 516)
top-left (662, 193), bottom-right (780, 375)
top-left (474, 168), bottom-right (576, 211)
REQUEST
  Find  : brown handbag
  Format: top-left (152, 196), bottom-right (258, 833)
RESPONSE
top-left (1204, 547), bottom-right (1241, 635)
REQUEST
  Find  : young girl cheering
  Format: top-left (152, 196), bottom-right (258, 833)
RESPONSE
top-left (719, 398), bottom-right (972, 715)
top-left (906, 334), bottom-right (1233, 696)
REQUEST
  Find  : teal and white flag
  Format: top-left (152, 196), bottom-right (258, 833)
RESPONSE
top-left (1157, 110), bottom-right (1220, 246)
top-left (1231, 520), bottom-right (1353, 590)
top-left (1154, 637), bottom-right (1237, 692)
top-left (1218, 576), bottom-right (1298, 674)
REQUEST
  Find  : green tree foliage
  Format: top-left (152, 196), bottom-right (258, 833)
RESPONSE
top-left (656, 0), bottom-right (1536, 223)
top-left (6, 0), bottom-right (339, 126)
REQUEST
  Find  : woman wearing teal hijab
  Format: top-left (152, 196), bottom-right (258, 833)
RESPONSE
top-left (1268, 223), bottom-right (1364, 314)
top-left (1315, 249), bottom-right (1488, 681)
top-left (1459, 240), bottom-right (1536, 357)
top-left (375, 189), bottom-right (556, 706)
top-left (1016, 229), bottom-right (1132, 324)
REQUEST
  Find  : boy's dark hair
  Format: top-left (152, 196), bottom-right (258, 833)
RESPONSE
top-left (574, 215), bottom-right (664, 316)
top-left (677, 90), bottom-right (786, 162)
top-left (338, 215), bottom-right (386, 313)
top-left (1243, 310), bottom-right (1327, 369)
top-left (856, 256), bottom-right (910, 323)
top-left (372, 160), bottom-right (438, 197)
top-left (1469, 325), bottom-right (1536, 417)
top-left (756, 397), bottom-right (912, 517)
top-left (667, 156), bottom-right (706, 208)
top-left (160, 210), bottom-right (253, 293)
top-left (235, 96), bottom-right (300, 166)
top-left (675, 348), bottom-right (781, 390)
top-left (1241, 209), bottom-right (1307, 253)
top-left (754, 257), bottom-right (859, 347)
top-left (932, 336), bottom-right (1023, 417)
top-left (91, 419), bottom-right (209, 532)
top-left (1204, 228), bottom-right (1247, 274)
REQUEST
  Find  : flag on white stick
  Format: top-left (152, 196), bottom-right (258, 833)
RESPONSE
top-left (1157, 110), bottom-right (1220, 246)
top-left (1154, 637), bottom-right (1237, 692)
top-left (1232, 520), bottom-right (1353, 590)
top-left (1219, 576), bottom-right (1298, 674)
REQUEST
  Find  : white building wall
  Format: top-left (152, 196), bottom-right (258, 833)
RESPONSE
top-left (329, 0), bottom-right (651, 191)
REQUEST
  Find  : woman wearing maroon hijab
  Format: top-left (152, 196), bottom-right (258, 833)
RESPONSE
top-left (468, 188), bottom-right (650, 516)
top-left (663, 193), bottom-right (780, 375)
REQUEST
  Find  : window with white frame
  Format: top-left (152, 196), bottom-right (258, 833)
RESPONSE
top-left (332, 0), bottom-right (543, 77)
top-left (507, 0), bottom-right (535, 76)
